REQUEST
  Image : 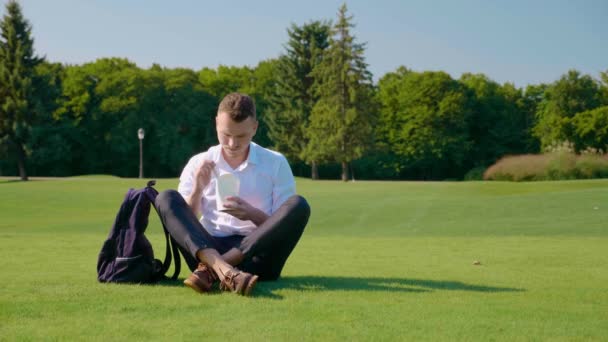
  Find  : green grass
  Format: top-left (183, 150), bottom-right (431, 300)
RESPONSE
top-left (1, 177), bottom-right (607, 340)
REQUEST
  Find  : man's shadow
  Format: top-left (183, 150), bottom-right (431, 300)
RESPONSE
top-left (159, 275), bottom-right (524, 299)
top-left (0, 179), bottom-right (31, 185)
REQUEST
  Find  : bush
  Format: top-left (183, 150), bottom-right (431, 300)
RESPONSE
top-left (484, 152), bottom-right (608, 181)
top-left (576, 154), bottom-right (608, 178)
top-left (463, 166), bottom-right (486, 181)
top-left (483, 154), bottom-right (551, 181)
top-left (546, 152), bottom-right (577, 180)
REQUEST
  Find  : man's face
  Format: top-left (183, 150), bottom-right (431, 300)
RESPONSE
top-left (216, 111), bottom-right (258, 160)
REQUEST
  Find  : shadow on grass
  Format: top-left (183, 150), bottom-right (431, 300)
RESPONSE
top-left (0, 178), bottom-right (52, 185)
top-left (157, 275), bottom-right (524, 300)
top-left (0, 179), bottom-right (23, 185)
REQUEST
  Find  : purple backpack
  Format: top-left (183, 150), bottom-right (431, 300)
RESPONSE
top-left (97, 180), bottom-right (180, 283)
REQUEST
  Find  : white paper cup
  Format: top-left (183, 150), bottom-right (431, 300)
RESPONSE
top-left (216, 173), bottom-right (239, 210)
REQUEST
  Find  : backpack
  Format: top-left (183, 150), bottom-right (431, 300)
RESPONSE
top-left (97, 180), bottom-right (181, 283)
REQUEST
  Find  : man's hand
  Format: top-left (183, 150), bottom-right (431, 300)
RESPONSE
top-left (193, 160), bottom-right (216, 192)
top-left (221, 196), bottom-right (269, 226)
top-left (186, 160), bottom-right (216, 216)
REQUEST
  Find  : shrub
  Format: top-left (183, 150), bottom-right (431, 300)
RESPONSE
top-left (575, 154), bottom-right (608, 178)
top-left (463, 166), bottom-right (486, 181)
top-left (484, 152), bottom-right (608, 181)
top-left (483, 154), bottom-right (550, 181)
top-left (546, 152), bottom-right (577, 180)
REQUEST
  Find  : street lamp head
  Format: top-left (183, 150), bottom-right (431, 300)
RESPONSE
top-left (138, 128), bottom-right (145, 140)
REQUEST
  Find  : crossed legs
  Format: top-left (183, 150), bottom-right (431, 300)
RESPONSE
top-left (155, 190), bottom-right (310, 293)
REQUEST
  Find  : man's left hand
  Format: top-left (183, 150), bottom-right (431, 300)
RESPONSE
top-left (221, 196), bottom-right (268, 226)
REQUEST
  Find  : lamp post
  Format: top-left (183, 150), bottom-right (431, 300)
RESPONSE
top-left (138, 128), bottom-right (145, 178)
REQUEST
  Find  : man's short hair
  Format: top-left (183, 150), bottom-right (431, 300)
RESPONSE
top-left (218, 93), bottom-right (256, 122)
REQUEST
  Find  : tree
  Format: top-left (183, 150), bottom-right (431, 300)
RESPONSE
top-left (0, 0), bottom-right (42, 180)
top-left (533, 70), bottom-right (601, 150)
top-left (53, 58), bottom-right (144, 176)
top-left (198, 62), bottom-right (275, 148)
top-left (520, 83), bottom-right (548, 152)
top-left (28, 61), bottom-right (72, 176)
top-left (377, 69), bottom-right (472, 179)
top-left (306, 4), bottom-right (376, 181)
top-left (249, 58), bottom-right (280, 148)
top-left (571, 106), bottom-right (608, 153)
top-left (265, 20), bottom-right (330, 179)
top-left (150, 66), bottom-right (216, 177)
top-left (600, 70), bottom-right (608, 106)
top-left (460, 73), bottom-right (532, 167)
top-left (198, 65), bottom-right (254, 99)
top-left (48, 60), bottom-right (218, 178)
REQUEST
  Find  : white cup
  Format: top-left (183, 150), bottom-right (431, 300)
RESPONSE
top-left (216, 173), bottom-right (239, 210)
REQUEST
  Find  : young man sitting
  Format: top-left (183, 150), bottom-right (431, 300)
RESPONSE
top-left (155, 92), bottom-right (310, 295)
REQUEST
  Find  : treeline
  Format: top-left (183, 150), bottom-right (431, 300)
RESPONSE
top-left (1, 2), bottom-right (607, 180)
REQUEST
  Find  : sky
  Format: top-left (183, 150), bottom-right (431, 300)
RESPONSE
top-left (9, 0), bottom-right (608, 88)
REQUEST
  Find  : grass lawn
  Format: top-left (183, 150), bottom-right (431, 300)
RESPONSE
top-left (0, 176), bottom-right (607, 340)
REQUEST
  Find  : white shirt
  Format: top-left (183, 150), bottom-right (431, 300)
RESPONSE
top-left (178, 142), bottom-right (296, 237)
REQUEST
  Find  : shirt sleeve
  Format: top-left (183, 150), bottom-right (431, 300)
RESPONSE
top-left (271, 155), bottom-right (296, 213)
top-left (177, 156), bottom-right (198, 198)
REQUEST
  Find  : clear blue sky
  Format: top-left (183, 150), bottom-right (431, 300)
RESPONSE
top-left (12, 0), bottom-right (608, 88)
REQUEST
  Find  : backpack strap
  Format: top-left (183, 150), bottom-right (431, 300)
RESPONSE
top-left (145, 181), bottom-right (181, 281)
top-left (161, 222), bottom-right (181, 280)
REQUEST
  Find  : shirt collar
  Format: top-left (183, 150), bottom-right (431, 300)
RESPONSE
top-left (212, 147), bottom-right (221, 163)
top-left (247, 142), bottom-right (259, 165)
top-left (215, 142), bottom-right (258, 170)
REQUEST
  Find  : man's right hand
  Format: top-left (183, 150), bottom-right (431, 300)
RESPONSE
top-left (187, 159), bottom-right (216, 217)
top-left (193, 160), bottom-right (216, 193)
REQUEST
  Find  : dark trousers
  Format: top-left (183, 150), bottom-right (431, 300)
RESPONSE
top-left (155, 190), bottom-right (310, 281)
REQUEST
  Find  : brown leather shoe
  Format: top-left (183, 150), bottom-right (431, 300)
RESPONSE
top-left (184, 263), bottom-right (217, 294)
top-left (219, 269), bottom-right (258, 296)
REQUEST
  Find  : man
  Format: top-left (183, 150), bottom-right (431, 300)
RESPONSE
top-left (155, 93), bottom-right (310, 296)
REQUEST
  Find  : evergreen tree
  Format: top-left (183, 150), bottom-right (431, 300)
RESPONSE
top-left (306, 4), bottom-right (376, 181)
top-left (0, 0), bottom-right (42, 180)
top-left (264, 20), bottom-right (330, 179)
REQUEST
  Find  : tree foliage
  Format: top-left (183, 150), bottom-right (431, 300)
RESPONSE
top-left (533, 70), bottom-right (602, 150)
top-left (306, 4), bottom-right (376, 181)
top-left (570, 106), bottom-right (608, 153)
top-left (0, 0), bottom-right (42, 180)
top-left (377, 69), bottom-right (472, 179)
top-left (461, 73), bottom-right (532, 167)
top-left (264, 20), bottom-right (330, 178)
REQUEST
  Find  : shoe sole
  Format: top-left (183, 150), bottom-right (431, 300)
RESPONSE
top-left (184, 278), bottom-right (207, 294)
top-left (243, 275), bottom-right (259, 296)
